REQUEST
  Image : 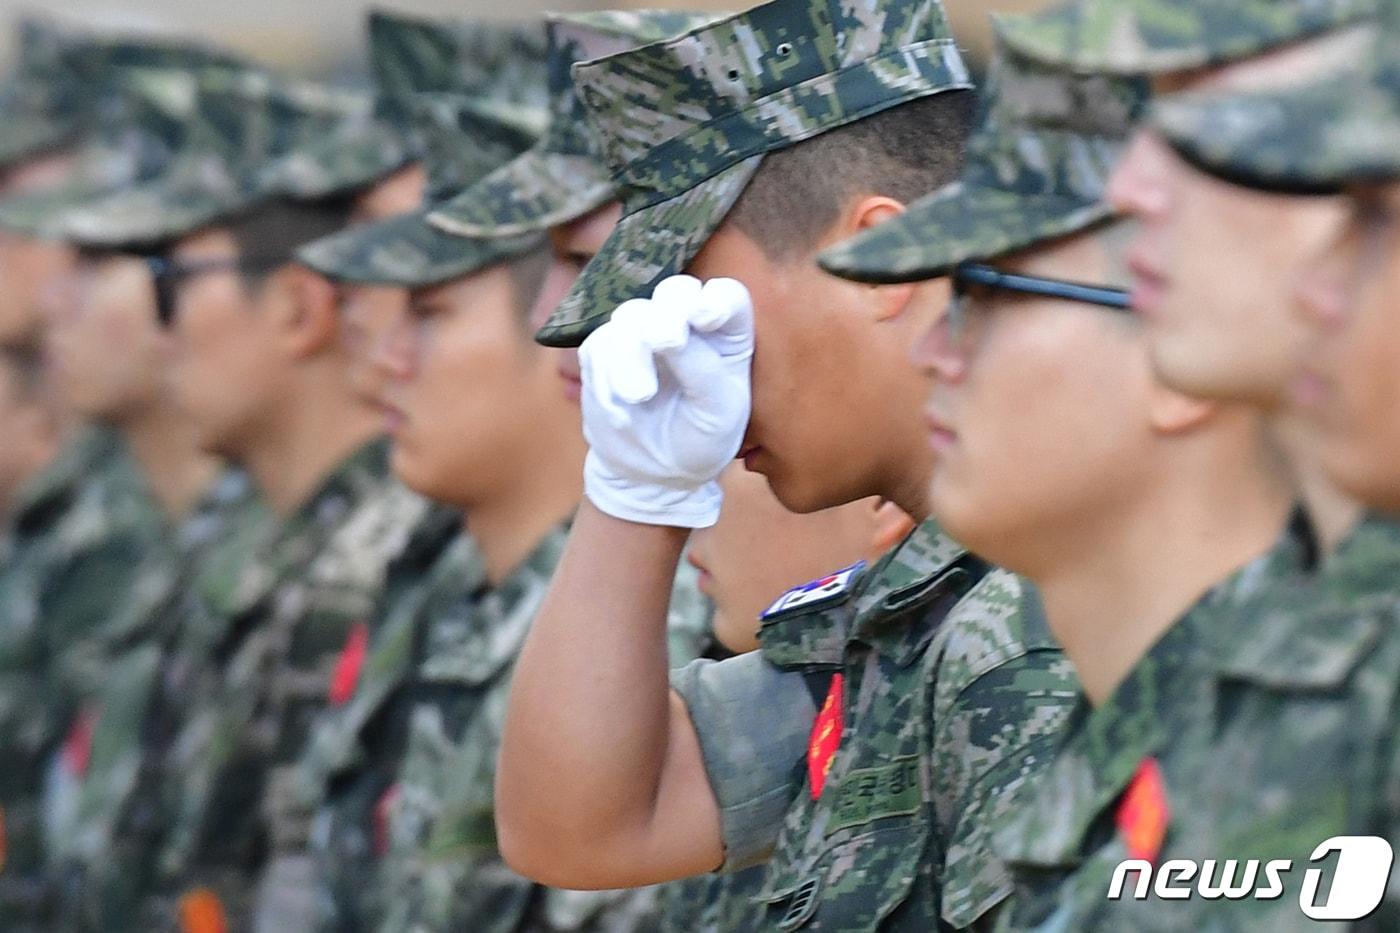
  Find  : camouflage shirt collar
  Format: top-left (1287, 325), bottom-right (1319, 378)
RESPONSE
top-left (1209, 513), bottom-right (1400, 689)
top-left (994, 608), bottom-right (1208, 869)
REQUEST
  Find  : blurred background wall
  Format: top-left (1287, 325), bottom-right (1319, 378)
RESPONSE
top-left (0, 1), bottom-right (1053, 77)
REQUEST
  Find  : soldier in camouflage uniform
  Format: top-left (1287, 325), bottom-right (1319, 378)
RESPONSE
top-left (37, 66), bottom-right (448, 928)
top-left (999, 0), bottom-right (1378, 561)
top-left (295, 51), bottom-right (700, 928)
top-left (829, 3), bottom-right (1400, 928)
top-left (497, 2), bottom-right (1081, 930)
top-left (1148, 0), bottom-right (1400, 516)
top-left (0, 34), bottom-right (248, 928)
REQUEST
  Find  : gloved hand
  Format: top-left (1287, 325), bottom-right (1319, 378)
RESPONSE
top-left (579, 274), bottom-right (755, 528)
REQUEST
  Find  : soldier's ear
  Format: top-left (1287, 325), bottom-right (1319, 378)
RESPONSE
top-left (280, 264), bottom-right (340, 359)
top-left (822, 195), bottom-right (917, 324)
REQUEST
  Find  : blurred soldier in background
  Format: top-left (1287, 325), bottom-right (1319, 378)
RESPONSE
top-left (294, 20), bottom-right (693, 927)
top-left (0, 27), bottom-right (245, 928)
top-left (0, 343), bottom-right (60, 526)
top-left (41, 65), bottom-right (437, 925)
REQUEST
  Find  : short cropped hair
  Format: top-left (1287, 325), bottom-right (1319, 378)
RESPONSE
top-left (229, 196), bottom-right (360, 269)
top-left (725, 91), bottom-right (975, 261)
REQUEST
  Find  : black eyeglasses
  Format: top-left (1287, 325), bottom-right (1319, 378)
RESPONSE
top-left (947, 261), bottom-right (1132, 341)
top-left (953, 262), bottom-right (1132, 309)
top-left (143, 254), bottom-right (287, 328)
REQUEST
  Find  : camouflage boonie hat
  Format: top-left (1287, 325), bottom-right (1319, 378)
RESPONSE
top-left (0, 18), bottom-right (91, 169)
top-left (0, 39), bottom-right (250, 238)
top-left (52, 70), bottom-right (362, 250)
top-left (367, 10), bottom-right (548, 106)
top-left (820, 30), bottom-right (1147, 283)
top-left (259, 13), bottom-right (549, 202)
top-left (999, 0), bottom-right (1374, 75)
top-left (297, 94), bottom-right (544, 288)
top-left (427, 10), bottom-right (716, 240)
top-left (1153, 13), bottom-right (1400, 192)
top-left (536, 0), bottom-right (973, 348)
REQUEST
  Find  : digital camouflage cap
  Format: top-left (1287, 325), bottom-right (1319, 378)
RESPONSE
top-left (0, 18), bottom-right (92, 170)
top-left (296, 94), bottom-right (543, 288)
top-left (258, 13), bottom-right (549, 203)
top-left (1152, 5), bottom-right (1400, 193)
top-left (427, 10), bottom-right (716, 240)
top-left (0, 38), bottom-right (250, 238)
top-left (51, 69), bottom-right (364, 250)
top-left (367, 9), bottom-right (548, 106)
top-left (999, 0), bottom-right (1374, 75)
top-left (819, 28), bottom-right (1147, 283)
top-left (535, 0), bottom-right (973, 348)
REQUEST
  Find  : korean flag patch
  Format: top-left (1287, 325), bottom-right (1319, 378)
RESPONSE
top-left (762, 561), bottom-right (866, 619)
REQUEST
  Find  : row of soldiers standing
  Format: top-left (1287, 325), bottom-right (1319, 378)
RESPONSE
top-left (4, 0), bottom-right (1400, 930)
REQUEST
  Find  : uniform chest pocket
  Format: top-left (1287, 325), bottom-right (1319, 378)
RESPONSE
top-left (756, 818), bottom-right (935, 932)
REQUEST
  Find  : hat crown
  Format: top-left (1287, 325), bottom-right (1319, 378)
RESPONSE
top-left (368, 11), bottom-right (547, 106)
top-left (411, 93), bottom-right (544, 199)
top-left (966, 31), bottom-right (1146, 203)
top-left (539, 10), bottom-right (718, 161)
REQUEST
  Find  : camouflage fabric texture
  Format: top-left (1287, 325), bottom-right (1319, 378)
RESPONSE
top-left (0, 428), bottom-right (169, 927)
top-left (296, 93), bottom-right (545, 288)
top-left (133, 440), bottom-right (427, 926)
top-left (42, 468), bottom-right (269, 932)
top-left (994, 514), bottom-right (1400, 930)
top-left (298, 515), bottom-right (484, 930)
top-left (0, 18), bottom-right (94, 170)
top-left (675, 520), bottom-right (1079, 930)
top-left (51, 67), bottom-right (364, 250)
top-left (367, 11), bottom-right (548, 107)
top-left (258, 13), bottom-right (550, 203)
top-left (820, 31), bottom-right (1147, 284)
top-left (366, 522), bottom-right (667, 933)
top-left (0, 41), bottom-right (251, 239)
top-left (998, 0), bottom-right (1374, 74)
top-left (428, 10), bottom-right (716, 239)
top-left (1154, 4), bottom-right (1400, 193)
top-left (536, 0), bottom-right (974, 348)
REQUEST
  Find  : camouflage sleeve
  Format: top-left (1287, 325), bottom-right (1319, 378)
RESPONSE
top-left (670, 652), bottom-right (815, 870)
top-left (930, 571), bottom-right (1080, 929)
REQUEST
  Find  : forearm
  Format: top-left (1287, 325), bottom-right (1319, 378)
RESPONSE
top-left (498, 500), bottom-right (719, 886)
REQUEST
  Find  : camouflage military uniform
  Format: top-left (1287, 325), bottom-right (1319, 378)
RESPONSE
top-left (46, 468), bottom-right (269, 932)
top-left (142, 439), bottom-right (426, 925)
top-left (0, 428), bottom-right (168, 926)
top-left (672, 522), bottom-right (1077, 930)
top-left (991, 514), bottom-right (1400, 931)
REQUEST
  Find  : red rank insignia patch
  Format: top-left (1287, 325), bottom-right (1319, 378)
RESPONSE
top-left (62, 706), bottom-right (97, 777)
top-left (807, 674), bottom-right (844, 800)
top-left (178, 887), bottom-right (228, 933)
top-left (328, 621), bottom-right (370, 707)
top-left (1116, 757), bottom-right (1169, 864)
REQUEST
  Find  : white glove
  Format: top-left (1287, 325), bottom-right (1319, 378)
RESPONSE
top-left (579, 274), bottom-right (754, 528)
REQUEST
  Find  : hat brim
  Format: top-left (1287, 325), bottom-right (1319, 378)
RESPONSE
top-left (260, 122), bottom-right (414, 201)
top-left (428, 146), bottom-right (616, 238)
top-left (297, 206), bottom-right (540, 288)
top-left (819, 178), bottom-right (1112, 284)
top-left (53, 173), bottom-right (248, 250)
top-left (997, 3), bottom-right (1368, 75)
top-left (1154, 75), bottom-right (1400, 195)
top-left (535, 154), bottom-right (762, 348)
